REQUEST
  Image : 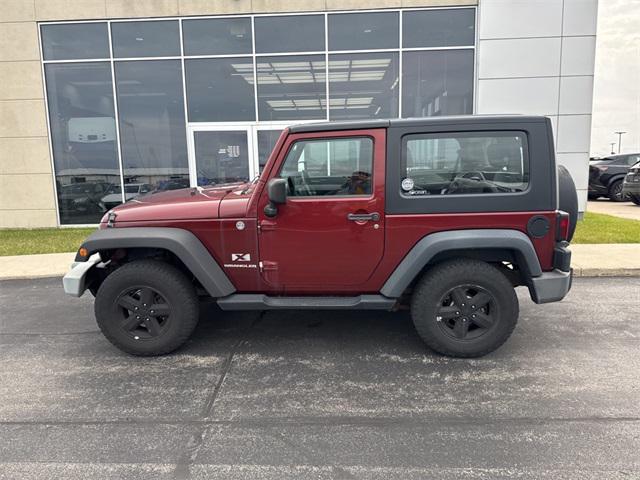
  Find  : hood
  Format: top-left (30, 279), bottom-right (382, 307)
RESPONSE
top-left (104, 183), bottom-right (250, 223)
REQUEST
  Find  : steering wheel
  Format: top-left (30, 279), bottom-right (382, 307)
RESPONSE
top-left (287, 172), bottom-right (313, 196)
top-left (460, 171), bottom-right (486, 181)
top-left (299, 169), bottom-right (314, 196)
top-left (446, 170), bottom-right (500, 194)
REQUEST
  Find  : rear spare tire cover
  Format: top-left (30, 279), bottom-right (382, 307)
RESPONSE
top-left (557, 165), bottom-right (578, 241)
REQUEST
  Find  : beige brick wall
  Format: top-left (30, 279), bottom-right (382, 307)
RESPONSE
top-left (0, 0), bottom-right (57, 228)
top-left (0, 0), bottom-right (475, 228)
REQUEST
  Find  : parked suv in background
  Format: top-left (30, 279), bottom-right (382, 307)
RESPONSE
top-left (100, 183), bottom-right (153, 211)
top-left (589, 153), bottom-right (640, 201)
top-left (622, 160), bottom-right (640, 205)
top-left (63, 116), bottom-right (577, 359)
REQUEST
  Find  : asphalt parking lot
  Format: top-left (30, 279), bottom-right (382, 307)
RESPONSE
top-left (1, 277), bottom-right (639, 479)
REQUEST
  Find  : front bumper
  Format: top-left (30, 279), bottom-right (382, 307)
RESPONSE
top-left (62, 253), bottom-right (101, 297)
top-left (588, 183), bottom-right (608, 195)
top-left (529, 269), bottom-right (573, 304)
top-left (622, 180), bottom-right (640, 195)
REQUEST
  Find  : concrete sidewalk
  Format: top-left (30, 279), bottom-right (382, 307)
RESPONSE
top-left (587, 199), bottom-right (640, 221)
top-left (0, 244), bottom-right (639, 280)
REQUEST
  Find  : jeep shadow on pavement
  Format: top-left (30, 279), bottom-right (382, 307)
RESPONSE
top-left (64, 115), bottom-right (577, 358)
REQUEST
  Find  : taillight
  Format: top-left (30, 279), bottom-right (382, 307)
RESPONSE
top-left (596, 165), bottom-right (609, 172)
top-left (556, 211), bottom-right (570, 241)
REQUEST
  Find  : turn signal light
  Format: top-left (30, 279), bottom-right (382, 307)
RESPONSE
top-left (78, 247), bottom-right (88, 258)
top-left (556, 211), bottom-right (570, 242)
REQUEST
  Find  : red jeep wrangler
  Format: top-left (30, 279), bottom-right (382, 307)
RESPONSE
top-left (64, 116), bottom-right (577, 358)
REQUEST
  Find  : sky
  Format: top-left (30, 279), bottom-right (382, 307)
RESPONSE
top-left (590, 0), bottom-right (640, 157)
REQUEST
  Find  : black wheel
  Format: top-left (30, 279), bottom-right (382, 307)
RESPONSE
top-left (630, 194), bottom-right (640, 206)
top-left (94, 259), bottom-right (199, 356)
top-left (608, 180), bottom-right (625, 202)
top-left (411, 259), bottom-right (519, 358)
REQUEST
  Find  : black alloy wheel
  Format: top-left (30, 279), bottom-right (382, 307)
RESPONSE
top-left (116, 286), bottom-right (171, 340)
top-left (436, 285), bottom-right (497, 341)
top-left (95, 259), bottom-right (200, 356)
top-left (609, 180), bottom-right (625, 202)
top-left (410, 259), bottom-right (519, 358)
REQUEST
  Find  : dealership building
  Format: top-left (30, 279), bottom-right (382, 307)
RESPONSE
top-left (0, 0), bottom-right (597, 227)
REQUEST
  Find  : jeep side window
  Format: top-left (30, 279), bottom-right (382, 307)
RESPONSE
top-left (279, 137), bottom-right (373, 196)
top-left (401, 131), bottom-right (529, 196)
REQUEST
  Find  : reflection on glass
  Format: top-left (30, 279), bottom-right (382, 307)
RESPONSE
top-left (328, 12), bottom-right (398, 51)
top-left (45, 62), bottom-right (120, 224)
top-left (403, 9), bottom-right (475, 48)
top-left (257, 55), bottom-right (326, 121)
top-left (101, 183), bottom-right (153, 210)
top-left (183, 18), bottom-right (252, 55)
top-left (279, 137), bottom-right (374, 196)
top-left (41, 23), bottom-right (110, 61)
top-left (254, 15), bottom-right (324, 53)
top-left (402, 50), bottom-right (473, 118)
top-left (185, 58), bottom-right (255, 122)
top-left (115, 60), bottom-right (189, 191)
top-left (329, 52), bottom-right (398, 120)
top-left (111, 21), bottom-right (180, 58)
top-left (194, 131), bottom-right (250, 186)
top-left (257, 129), bottom-right (283, 172)
top-left (402, 132), bottom-right (528, 196)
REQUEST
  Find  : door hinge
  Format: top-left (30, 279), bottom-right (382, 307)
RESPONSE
top-left (259, 260), bottom-right (278, 272)
top-left (259, 221), bottom-right (277, 232)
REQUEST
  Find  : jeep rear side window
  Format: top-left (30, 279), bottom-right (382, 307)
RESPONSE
top-left (279, 137), bottom-right (373, 196)
top-left (401, 132), bottom-right (529, 196)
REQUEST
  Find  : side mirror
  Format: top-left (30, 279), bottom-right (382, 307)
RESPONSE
top-left (264, 177), bottom-right (287, 217)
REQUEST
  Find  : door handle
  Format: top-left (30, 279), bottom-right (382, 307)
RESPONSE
top-left (347, 212), bottom-right (380, 222)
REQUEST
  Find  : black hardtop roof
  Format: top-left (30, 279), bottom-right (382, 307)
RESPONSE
top-left (288, 115), bottom-right (549, 133)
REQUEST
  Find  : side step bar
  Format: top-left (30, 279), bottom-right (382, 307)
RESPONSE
top-left (217, 294), bottom-right (397, 311)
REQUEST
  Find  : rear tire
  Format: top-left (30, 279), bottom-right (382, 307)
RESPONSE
top-left (558, 165), bottom-right (578, 241)
top-left (410, 259), bottom-right (519, 358)
top-left (95, 259), bottom-right (199, 356)
top-left (608, 179), bottom-right (625, 202)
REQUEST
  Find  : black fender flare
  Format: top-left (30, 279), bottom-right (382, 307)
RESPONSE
top-left (79, 227), bottom-right (235, 298)
top-left (380, 229), bottom-right (542, 298)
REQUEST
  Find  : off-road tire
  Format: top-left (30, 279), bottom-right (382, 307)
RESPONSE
top-left (410, 259), bottom-right (519, 358)
top-left (95, 259), bottom-right (199, 356)
top-left (608, 179), bottom-right (625, 202)
top-left (558, 165), bottom-right (578, 241)
top-left (629, 194), bottom-right (640, 206)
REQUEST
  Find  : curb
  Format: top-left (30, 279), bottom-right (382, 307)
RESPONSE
top-left (1, 250), bottom-right (640, 281)
top-left (572, 268), bottom-right (640, 278)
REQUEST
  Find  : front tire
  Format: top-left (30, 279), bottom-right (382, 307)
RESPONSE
top-left (410, 259), bottom-right (519, 358)
top-left (95, 259), bottom-right (199, 356)
top-left (608, 180), bottom-right (625, 202)
top-left (629, 194), bottom-right (640, 206)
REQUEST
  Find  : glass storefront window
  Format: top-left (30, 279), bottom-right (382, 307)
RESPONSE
top-left (44, 62), bottom-right (120, 224)
top-left (257, 55), bottom-right (326, 121)
top-left (402, 49), bottom-right (474, 118)
top-left (254, 15), bottom-right (324, 53)
top-left (183, 18), bottom-right (252, 56)
top-left (185, 58), bottom-right (255, 122)
top-left (42, 10), bottom-right (477, 224)
top-left (257, 129), bottom-right (284, 172)
top-left (194, 131), bottom-right (250, 186)
top-left (111, 21), bottom-right (181, 58)
top-left (328, 12), bottom-right (398, 51)
top-left (329, 52), bottom-right (399, 120)
top-left (115, 60), bottom-right (189, 191)
top-left (403, 8), bottom-right (475, 48)
top-left (41, 23), bottom-right (109, 60)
